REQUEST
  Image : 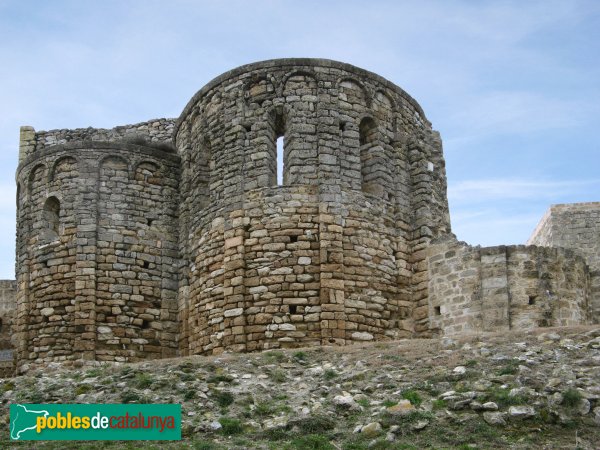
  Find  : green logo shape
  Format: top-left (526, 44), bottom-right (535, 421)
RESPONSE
top-left (10, 404), bottom-right (181, 440)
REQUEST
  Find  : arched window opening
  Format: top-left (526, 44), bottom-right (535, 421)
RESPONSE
top-left (42, 196), bottom-right (60, 242)
top-left (359, 117), bottom-right (378, 193)
top-left (272, 109), bottom-right (286, 187)
top-left (359, 117), bottom-right (377, 146)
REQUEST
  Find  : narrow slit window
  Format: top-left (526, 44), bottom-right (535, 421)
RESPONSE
top-left (276, 135), bottom-right (284, 186)
top-left (359, 117), bottom-right (378, 193)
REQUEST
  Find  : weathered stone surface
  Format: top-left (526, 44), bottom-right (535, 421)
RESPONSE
top-left (6, 58), bottom-right (598, 373)
top-left (360, 422), bottom-right (382, 437)
top-left (508, 406), bottom-right (536, 419)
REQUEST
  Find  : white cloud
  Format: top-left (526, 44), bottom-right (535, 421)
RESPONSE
top-left (449, 178), bottom-right (600, 203)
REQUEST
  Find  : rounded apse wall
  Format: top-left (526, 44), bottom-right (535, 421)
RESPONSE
top-left (175, 59), bottom-right (451, 355)
top-left (15, 141), bottom-right (180, 369)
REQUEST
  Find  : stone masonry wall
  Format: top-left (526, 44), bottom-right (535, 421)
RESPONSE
top-left (14, 59), bottom-right (597, 371)
top-left (175, 59), bottom-right (450, 355)
top-left (427, 236), bottom-right (591, 336)
top-left (19, 118), bottom-right (176, 164)
top-left (528, 202), bottom-right (600, 322)
top-left (15, 141), bottom-right (180, 371)
top-left (0, 280), bottom-right (16, 377)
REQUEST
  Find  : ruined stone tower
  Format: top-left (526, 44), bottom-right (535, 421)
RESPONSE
top-left (11, 58), bottom-right (597, 372)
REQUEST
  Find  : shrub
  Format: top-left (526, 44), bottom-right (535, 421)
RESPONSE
top-left (486, 387), bottom-right (528, 407)
top-left (120, 391), bottom-right (140, 403)
top-left (356, 398), bottom-right (370, 408)
top-left (290, 434), bottom-right (335, 450)
top-left (432, 398), bottom-right (447, 411)
top-left (263, 351), bottom-right (285, 363)
top-left (269, 369), bottom-right (287, 383)
top-left (207, 374), bottom-right (234, 384)
top-left (214, 390), bottom-right (234, 408)
top-left (290, 415), bottom-right (336, 434)
top-left (184, 389), bottom-right (196, 401)
top-left (135, 373), bottom-right (154, 389)
top-left (380, 410), bottom-right (433, 429)
top-left (402, 390), bottom-right (422, 407)
top-left (219, 417), bottom-right (243, 435)
top-left (254, 402), bottom-right (275, 417)
top-left (323, 369), bottom-right (338, 380)
top-left (293, 351), bottom-right (308, 361)
top-left (496, 359), bottom-right (520, 376)
top-left (75, 384), bottom-right (92, 395)
top-left (562, 388), bottom-right (583, 408)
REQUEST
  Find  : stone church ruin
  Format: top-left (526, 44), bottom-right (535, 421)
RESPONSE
top-left (2, 58), bottom-right (597, 374)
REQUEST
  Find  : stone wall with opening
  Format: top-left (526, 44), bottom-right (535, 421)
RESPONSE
top-left (15, 141), bottom-right (180, 371)
top-left (175, 59), bottom-right (450, 354)
top-left (427, 236), bottom-right (592, 336)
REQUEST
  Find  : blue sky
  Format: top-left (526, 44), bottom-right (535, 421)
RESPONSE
top-left (0, 0), bottom-right (599, 279)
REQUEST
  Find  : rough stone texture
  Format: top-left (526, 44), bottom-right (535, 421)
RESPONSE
top-left (0, 281), bottom-right (16, 377)
top-left (427, 236), bottom-right (592, 336)
top-left (8, 58), bottom-right (598, 372)
top-left (174, 59), bottom-right (450, 355)
top-left (15, 142), bottom-right (180, 370)
top-left (528, 202), bottom-right (600, 322)
top-left (19, 119), bottom-right (175, 163)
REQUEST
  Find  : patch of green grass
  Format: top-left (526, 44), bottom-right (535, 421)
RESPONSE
top-left (135, 372), bottom-right (154, 389)
top-left (356, 398), bottom-right (370, 408)
top-left (432, 398), bottom-right (447, 411)
top-left (214, 390), bottom-right (235, 408)
top-left (207, 374), bottom-right (234, 384)
top-left (177, 360), bottom-right (196, 373)
top-left (261, 428), bottom-right (289, 441)
top-left (179, 372), bottom-right (195, 382)
top-left (218, 417), bottom-right (243, 435)
top-left (27, 390), bottom-right (45, 403)
top-left (191, 441), bottom-right (220, 450)
top-left (264, 351), bottom-right (286, 363)
top-left (74, 384), bottom-right (92, 395)
top-left (401, 390), bottom-right (422, 407)
top-left (383, 399), bottom-right (397, 408)
top-left (380, 410), bottom-right (433, 429)
top-left (269, 369), bottom-right (287, 383)
top-left (84, 368), bottom-right (103, 378)
top-left (562, 388), bottom-right (583, 408)
top-left (184, 389), bottom-right (196, 401)
top-left (323, 369), bottom-right (338, 380)
top-left (290, 415), bottom-right (336, 434)
top-left (293, 351), bottom-right (308, 361)
top-left (290, 434), bottom-right (335, 450)
top-left (413, 381), bottom-right (440, 397)
top-left (120, 390), bottom-right (140, 403)
top-left (2, 381), bottom-right (15, 392)
top-left (465, 359), bottom-right (478, 367)
top-left (496, 359), bottom-right (520, 376)
top-left (254, 401), bottom-right (275, 417)
top-left (485, 387), bottom-right (528, 407)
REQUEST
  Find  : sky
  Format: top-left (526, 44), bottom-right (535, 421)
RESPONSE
top-left (0, 0), bottom-right (599, 279)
